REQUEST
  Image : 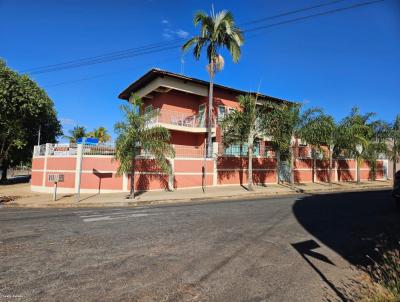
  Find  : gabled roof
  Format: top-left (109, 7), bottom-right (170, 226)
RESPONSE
top-left (118, 68), bottom-right (295, 105)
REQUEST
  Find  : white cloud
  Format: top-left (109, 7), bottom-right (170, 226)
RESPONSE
top-left (60, 118), bottom-right (76, 126)
top-left (161, 18), bottom-right (189, 40)
top-left (175, 29), bottom-right (189, 38)
top-left (162, 32), bottom-right (172, 39)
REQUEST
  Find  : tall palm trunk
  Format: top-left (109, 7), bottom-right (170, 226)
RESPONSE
top-left (130, 156), bottom-right (136, 199)
top-left (207, 71), bottom-right (214, 158)
top-left (276, 149), bottom-right (281, 184)
top-left (1, 159), bottom-right (8, 181)
top-left (328, 145), bottom-right (333, 185)
top-left (290, 145), bottom-right (295, 185)
top-left (247, 134), bottom-right (254, 191)
top-left (393, 138), bottom-right (398, 183)
top-left (311, 147), bottom-right (316, 183)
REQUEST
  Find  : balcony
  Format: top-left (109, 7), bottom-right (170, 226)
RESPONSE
top-left (145, 108), bottom-right (215, 133)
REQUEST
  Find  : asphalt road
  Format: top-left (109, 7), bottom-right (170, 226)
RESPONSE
top-left (0, 189), bottom-right (398, 302)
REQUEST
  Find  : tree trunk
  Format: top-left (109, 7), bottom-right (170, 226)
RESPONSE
top-left (393, 154), bottom-right (397, 183)
top-left (356, 156), bottom-right (361, 184)
top-left (290, 145), bottom-right (295, 185)
top-left (328, 146), bottom-right (333, 185)
top-left (248, 136), bottom-right (254, 191)
top-left (312, 147), bottom-right (316, 183)
top-left (130, 156), bottom-right (136, 199)
top-left (239, 144), bottom-right (243, 186)
top-left (276, 149), bottom-right (281, 184)
top-left (207, 72), bottom-right (214, 158)
top-left (1, 159), bottom-right (8, 181)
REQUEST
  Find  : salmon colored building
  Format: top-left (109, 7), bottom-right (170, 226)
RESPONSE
top-left (30, 69), bottom-right (388, 194)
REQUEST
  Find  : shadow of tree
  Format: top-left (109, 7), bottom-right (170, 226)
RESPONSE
top-left (316, 159), bottom-right (330, 182)
top-left (217, 157), bottom-right (276, 187)
top-left (129, 159), bottom-right (173, 194)
top-left (337, 160), bottom-right (354, 182)
top-left (292, 189), bottom-right (399, 269)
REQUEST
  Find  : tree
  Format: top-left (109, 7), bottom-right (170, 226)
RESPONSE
top-left (362, 120), bottom-right (389, 181)
top-left (88, 127), bottom-right (111, 143)
top-left (0, 59), bottom-right (62, 180)
top-left (299, 110), bottom-right (336, 183)
top-left (221, 94), bottom-right (259, 190)
top-left (387, 114), bottom-right (400, 181)
top-left (114, 96), bottom-right (175, 198)
top-left (259, 102), bottom-right (295, 184)
top-left (182, 8), bottom-right (244, 157)
top-left (63, 126), bottom-right (86, 143)
top-left (336, 107), bottom-right (378, 184)
top-left (259, 103), bottom-right (321, 185)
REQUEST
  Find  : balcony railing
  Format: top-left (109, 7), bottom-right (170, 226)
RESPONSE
top-left (146, 108), bottom-right (215, 129)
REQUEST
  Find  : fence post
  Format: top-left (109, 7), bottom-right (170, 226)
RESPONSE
top-left (75, 141), bottom-right (84, 201)
top-left (42, 143), bottom-right (51, 186)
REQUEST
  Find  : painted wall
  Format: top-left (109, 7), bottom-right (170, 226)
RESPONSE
top-left (31, 154), bottom-right (387, 194)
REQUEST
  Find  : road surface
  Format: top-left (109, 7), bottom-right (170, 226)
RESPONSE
top-left (0, 189), bottom-right (397, 301)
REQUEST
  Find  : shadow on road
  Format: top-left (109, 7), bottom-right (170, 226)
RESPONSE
top-left (292, 189), bottom-right (399, 268)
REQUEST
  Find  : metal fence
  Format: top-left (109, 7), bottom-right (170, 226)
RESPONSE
top-left (146, 108), bottom-right (216, 129)
top-left (33, 143), bottom-right (207, 158)
top-left (82, 143), bottom-right (116, 156)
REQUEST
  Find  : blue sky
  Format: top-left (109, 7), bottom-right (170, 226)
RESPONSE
top-left (1, 0), bottom-right (399, 142)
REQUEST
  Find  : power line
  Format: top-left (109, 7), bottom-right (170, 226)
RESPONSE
top-left (245, 0), bottom-right (384, 33)
top-left (240, 0), bottom-right (347, 26)
top-left (42, 56), bottom-right (180, 88)
top-left (25, 41), bottom-right (183, 74)
top-left (25, 0), bottom-right (343, 74)
top-left (25, 0), bottom-right (384, 76)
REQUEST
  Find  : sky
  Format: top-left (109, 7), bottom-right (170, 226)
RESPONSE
top-left (1, 0), bottom-right (399, 142)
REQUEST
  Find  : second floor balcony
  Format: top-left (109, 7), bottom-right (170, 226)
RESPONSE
top-left (146, 108), bottom-right (216, 133)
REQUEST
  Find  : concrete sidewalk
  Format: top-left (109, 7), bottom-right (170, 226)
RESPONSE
top-left (1, 180), bottom-right (392, 208)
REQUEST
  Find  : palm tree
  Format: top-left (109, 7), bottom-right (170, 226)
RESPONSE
top-left (299, 110), bottom-right (336, 183)
top-left (114, 95), bottom-right (175, 199)
top-left (182, 8), bottom-right (244, 158)
top-left (63, 126), bottom-right (86, 143)
top-left (388, 114), bottom-right (400, 182)
top-left (88, 127), bottom-right (111, 143)
top-left (260, 103), bottom-right (322, 185)
top-left (221, 94), bottom-right (259, 190)
top-left (336, 107), bottom-right (377, 184)
top-left (259, 102), bottom-right (291, 184)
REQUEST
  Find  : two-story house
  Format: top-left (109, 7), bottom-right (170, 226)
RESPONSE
top-left (118, 68), bottom-right (290, 157)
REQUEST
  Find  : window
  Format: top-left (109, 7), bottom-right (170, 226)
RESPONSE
top-left (218, 105), bottom-right (226, 121)
top-left (224, 142), bottom-right (260, 156)
top-left (144, 105), bottom-right (153, 115)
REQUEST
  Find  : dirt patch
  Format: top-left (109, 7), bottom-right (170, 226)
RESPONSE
top-left (0, 195), bottom-right (21, 204)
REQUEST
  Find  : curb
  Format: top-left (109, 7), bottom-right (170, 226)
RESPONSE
top-left (3, 185), bottom-right (392, 209)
